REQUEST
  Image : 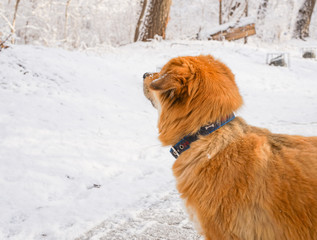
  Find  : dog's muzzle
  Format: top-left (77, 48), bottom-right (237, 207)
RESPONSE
top-left (143, 72), bottom-right (157, 109)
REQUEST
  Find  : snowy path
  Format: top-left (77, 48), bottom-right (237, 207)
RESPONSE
top-left (76, 188), bottom-right (202, 240)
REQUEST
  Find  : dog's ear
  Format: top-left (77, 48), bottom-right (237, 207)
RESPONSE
top-left (149, 74), bottom-right (180, 91)
top-left (150, 57), bottom-right (195, 92)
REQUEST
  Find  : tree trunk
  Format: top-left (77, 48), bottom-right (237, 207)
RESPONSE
top-left (11, 0), bottom-right (20, 44)
top-left (244, 0), bottom-right (248, 44)
top-left (134, 0), bottom-right (148, 42)
top-left (219, 0), bottom-right (222, 25)
top-left (222, 0), bottom-right (247, 24)
top-left (134, 0), bottom-right (172, 42)
top-left (293, 0), bottom-right (316, 39)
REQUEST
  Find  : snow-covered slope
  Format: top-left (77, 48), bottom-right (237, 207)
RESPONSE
top-left (0, 40), bottom-right (316, 239)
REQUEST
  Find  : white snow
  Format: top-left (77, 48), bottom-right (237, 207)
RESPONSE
top-left (0, 39), bottom-right (317, 239)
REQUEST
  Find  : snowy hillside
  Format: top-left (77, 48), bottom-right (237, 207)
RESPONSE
top-left (0, 40), bottom-right (317, 239)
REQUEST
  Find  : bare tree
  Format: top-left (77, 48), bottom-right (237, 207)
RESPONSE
top-left (11, 0), bottom-right (20, 43)
top-left (219, 0), bottom-right (223, 25)
top-left (221, 0), bottom-right (247, 24)
top-left (257, 0), bottom-right (269, 21)
top-left (294, 0), bottom-right (316, 39)
top-left (64, 0), bottom-right (72, 40)
top-left (0, 34), bottom-right (11, 51)
top-left (134, 0), bottom-right (172, 42)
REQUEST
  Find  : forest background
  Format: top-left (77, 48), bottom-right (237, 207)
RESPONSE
top-left (1, 0), bottom-right (316, 50)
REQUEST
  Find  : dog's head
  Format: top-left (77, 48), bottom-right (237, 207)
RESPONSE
top-left (143, 55), bottom-right (243, 146)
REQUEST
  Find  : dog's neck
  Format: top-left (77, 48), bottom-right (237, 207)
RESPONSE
top-left (170, 114), bottom-right (236, 159)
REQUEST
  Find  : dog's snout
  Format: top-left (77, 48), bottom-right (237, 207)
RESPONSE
top-left (143, 72), bottom-right (151, 80)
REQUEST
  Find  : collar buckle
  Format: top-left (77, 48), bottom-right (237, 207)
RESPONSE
top-left (170, 146), bottom-right (180, 158)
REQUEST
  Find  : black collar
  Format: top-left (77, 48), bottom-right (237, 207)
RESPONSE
top-left (170, 114), bottom-right (235, 159)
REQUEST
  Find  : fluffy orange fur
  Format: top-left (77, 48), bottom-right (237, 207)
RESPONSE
top-left (143, 55), bottom-right (317, 240)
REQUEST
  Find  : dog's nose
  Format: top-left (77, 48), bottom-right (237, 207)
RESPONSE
top-left (143, 72), bottom-right (151, 79)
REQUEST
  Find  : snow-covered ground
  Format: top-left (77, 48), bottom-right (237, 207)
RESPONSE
top-left (0, 40), bottom-right (317, 240)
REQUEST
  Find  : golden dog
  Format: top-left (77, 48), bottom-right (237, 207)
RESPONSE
top-left (143, 55), bottom-right (317, 240)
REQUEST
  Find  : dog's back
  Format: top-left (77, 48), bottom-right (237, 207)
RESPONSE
top-left (173, 117), bottom-right (317, 240)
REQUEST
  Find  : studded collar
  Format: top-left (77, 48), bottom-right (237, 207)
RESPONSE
top-left (170, 114), bottom-right (235, 159)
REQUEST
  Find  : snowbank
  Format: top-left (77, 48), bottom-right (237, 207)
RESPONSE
top-left (0, 40), bottom-right (316, 239)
